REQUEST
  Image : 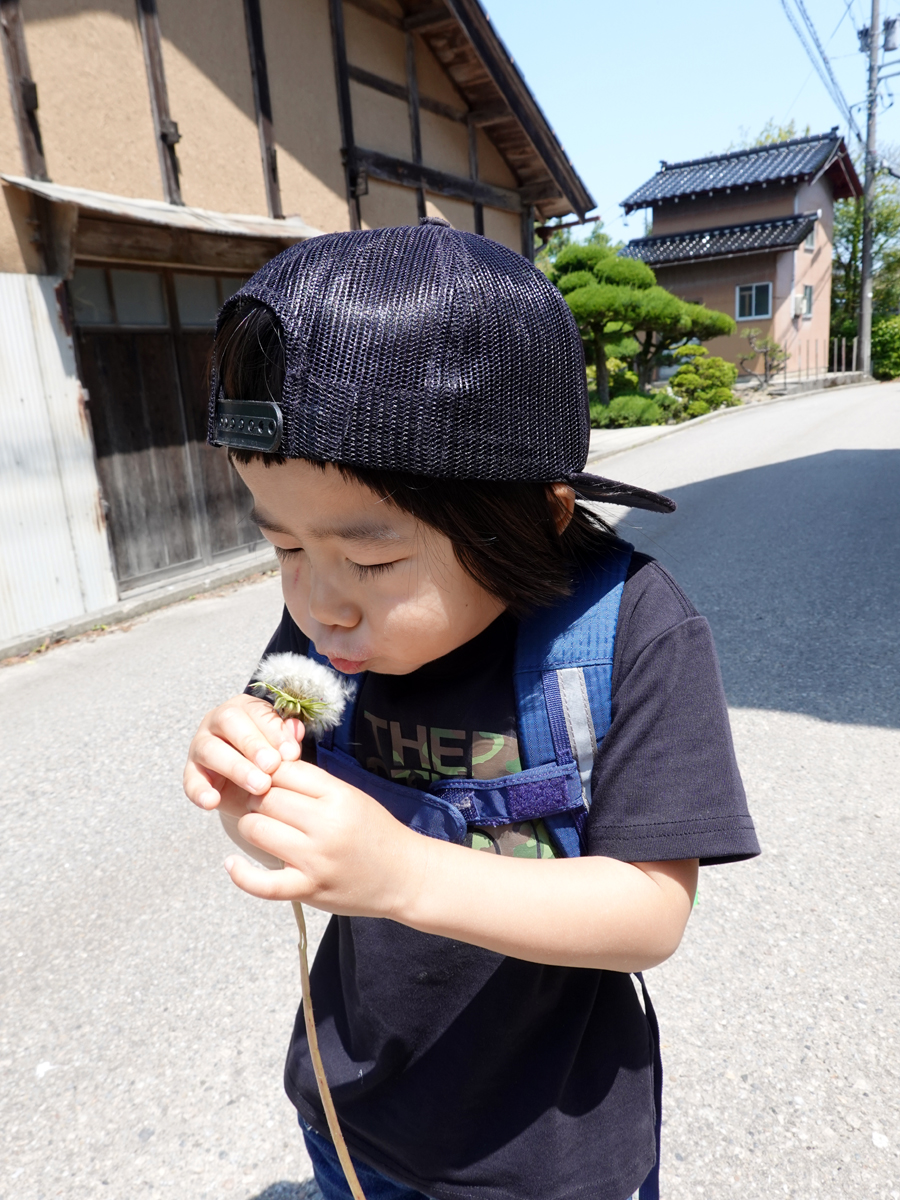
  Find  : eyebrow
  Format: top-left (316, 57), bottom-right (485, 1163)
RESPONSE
top-left (250, 506), bottom-right (406, 545)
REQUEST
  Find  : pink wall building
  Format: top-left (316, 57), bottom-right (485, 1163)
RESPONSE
top-left (621, 130), bottom-right (862, 380)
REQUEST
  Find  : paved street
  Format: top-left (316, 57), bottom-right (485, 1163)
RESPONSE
top-left (2, 382), bottom-right (898, 1200)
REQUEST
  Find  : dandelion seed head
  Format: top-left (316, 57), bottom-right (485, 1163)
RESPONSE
top-left (251, 653), bottom-right (356, 733)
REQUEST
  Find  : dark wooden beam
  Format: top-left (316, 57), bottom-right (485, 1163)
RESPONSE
top-left (343, 0), bottom-right (403, 29)
top-left (329, 0), bottom-right (361, 228)
top-left (469, 105), bottom-right (509, 127)
top-left (0, 0), bottom-right (47, 181)
top-left (74, 216), bottom-right (298, 273)
top-left (520, 204), bottom-right (534, 262)
top-left (467, 114), bottom-right (483, 235)
top-left (355, 146), bottom-right (521, 212)
top-left (403, 6), bottom-right (452, 31)
top-left (520, 179), bottom-right (563, 205)
top-left (346, 63), bottom-right (467, 123)
top-left (243, 0), bottom-right (283, 219)
top-left (135, 0), bottom-right (182, 205)
top-left (405, 31), bottom-right (426, 221)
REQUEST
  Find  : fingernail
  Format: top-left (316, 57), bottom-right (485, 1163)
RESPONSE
top-left (199, 790), bottom-right (218, 809)
top-left (280, 739), bottom-right (301, 760)
top-left (248, 768), bottom-right (270, 792)
top-left (224, 857), bottom-right (234, 872)
top-left (255, 748), bottom-right (280, 772)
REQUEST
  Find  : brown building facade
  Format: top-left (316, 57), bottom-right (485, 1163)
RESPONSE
top-left (0, 0), bottom-right (593, 650)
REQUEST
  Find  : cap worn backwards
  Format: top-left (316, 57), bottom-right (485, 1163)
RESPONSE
top-left (209, 218), bottom-right (675, 515)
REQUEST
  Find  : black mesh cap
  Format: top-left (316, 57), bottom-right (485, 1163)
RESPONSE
top-left (209, 219), bottom-right (675, 514)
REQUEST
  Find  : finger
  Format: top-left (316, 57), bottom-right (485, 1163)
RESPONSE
top-left (212, 701), bottom-right (297, 773)
top-left (280, 718), bottom-right (304, 757)
top-left (191, 731), bottom-right (275, 797)
top-left (238, 810), bottom-right (310, 863)
top-left (183, 760), bottom-right (226, 810)
top-left (224, 855), bottom-right (312, 902)
top-left (269, 757), bottom-right (335, 797)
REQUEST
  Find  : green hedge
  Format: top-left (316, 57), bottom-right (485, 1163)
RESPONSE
top-left (871, 316), bottom-right (900, 379)
top-left (590, 394), bottom-right (662, 428)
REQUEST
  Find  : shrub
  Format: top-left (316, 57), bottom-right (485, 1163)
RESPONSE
top-left (871, 315), bottom-right (900, 379)
top-left (590, 393), bottom-right (662, 428)
top-left (606, 357), bottom-right (639, 398)
top-left (664, 345), bottom-right (740, 420)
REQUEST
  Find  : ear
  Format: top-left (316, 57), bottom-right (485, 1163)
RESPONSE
top-left (548, 482), bottom-right (576, 535)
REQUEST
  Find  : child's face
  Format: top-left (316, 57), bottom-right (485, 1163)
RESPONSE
top-left (235, 457), bottom-right (506, 675)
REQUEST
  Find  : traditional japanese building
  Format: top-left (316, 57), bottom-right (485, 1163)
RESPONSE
top-left (620, 130), bottom-right (861, 379)
top-left (0, 0), bottom-right (593, 653)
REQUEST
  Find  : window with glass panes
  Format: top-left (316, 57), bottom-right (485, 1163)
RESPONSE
top-left (736, 282), bottom-right (772, 320)
top-left (69, 265), bottom-right (264, 590)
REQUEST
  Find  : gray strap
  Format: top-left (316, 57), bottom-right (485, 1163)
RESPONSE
top-left (556, 666), bottom-right (597, 805)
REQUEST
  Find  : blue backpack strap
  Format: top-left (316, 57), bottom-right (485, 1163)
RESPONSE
top-left (514, 541), bottom-right (632, 791)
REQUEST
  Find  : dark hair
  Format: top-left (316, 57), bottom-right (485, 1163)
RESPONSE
top-left (214, 301), bottom-right (617, 617)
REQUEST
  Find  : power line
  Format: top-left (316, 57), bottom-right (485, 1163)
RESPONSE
top-left (779, 0), bottom-right (863, 141)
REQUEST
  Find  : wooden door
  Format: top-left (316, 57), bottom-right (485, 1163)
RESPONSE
top-left (70, 265), bottom-right (264, 593)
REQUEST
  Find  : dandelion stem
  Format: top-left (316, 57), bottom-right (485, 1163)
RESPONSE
top-left (291, 900), bottom-right (368, 1200)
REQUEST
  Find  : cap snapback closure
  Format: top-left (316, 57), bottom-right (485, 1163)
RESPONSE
top-left (213, 399), bottom-right (283, 453)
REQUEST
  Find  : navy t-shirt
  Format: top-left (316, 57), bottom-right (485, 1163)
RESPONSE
top-left (253, 551), bottom-right (759, 1200)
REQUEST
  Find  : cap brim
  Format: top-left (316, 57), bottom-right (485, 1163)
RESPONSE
top-left (567, 472), bottom-right (676, 514)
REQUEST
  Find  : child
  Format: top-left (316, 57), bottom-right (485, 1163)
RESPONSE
top-left (184, 218), bottom-right (759, 1200)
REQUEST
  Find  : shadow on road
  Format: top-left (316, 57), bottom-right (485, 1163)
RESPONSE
top-left (616, 449), bottom-right (899, 728)
top-left (249, 1182), bottom-right (322, 1200)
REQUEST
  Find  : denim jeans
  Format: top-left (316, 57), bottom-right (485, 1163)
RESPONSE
top-left (301, 1119), bottom-right (433, 1200)
top-left (301, 1117), bottom-right (642, 1200)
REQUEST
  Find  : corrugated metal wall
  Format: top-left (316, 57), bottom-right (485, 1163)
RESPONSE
top-left (0, 273), bottom-right (117, 643)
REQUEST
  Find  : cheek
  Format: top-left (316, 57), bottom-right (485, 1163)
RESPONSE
top-left (280, 559), bottom-right (309, 618)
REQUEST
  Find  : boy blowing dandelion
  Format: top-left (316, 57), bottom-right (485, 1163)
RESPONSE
top-left (184, 219), bottom-right (759, 1200)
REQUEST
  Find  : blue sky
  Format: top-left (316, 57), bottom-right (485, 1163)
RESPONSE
top-left (483, 0), bottom-right (899, 243)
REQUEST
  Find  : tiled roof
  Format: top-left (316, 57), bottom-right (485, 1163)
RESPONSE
top-left (621, 212), bottom-right (818, 266)
top-left (621, 131), bottom-right (860, 211)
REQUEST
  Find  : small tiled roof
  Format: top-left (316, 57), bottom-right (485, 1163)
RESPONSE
top-left (621, 212), bottom-right (819, 267)
top-left (621, 131), bottom-right (861, 212)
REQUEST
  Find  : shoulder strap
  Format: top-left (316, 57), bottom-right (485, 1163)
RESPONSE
top-left (514, 541), bottom-right (632, 804)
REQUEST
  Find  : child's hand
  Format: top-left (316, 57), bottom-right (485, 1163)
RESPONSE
top-left (183, 693), bottom-right (303, 813)
top-left (225, 759), bottom-right (428, 920)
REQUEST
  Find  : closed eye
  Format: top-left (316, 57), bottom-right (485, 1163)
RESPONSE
top-left (274, 546), bottom-right (302, 562)
top-left (350, 560), bottom-right (398, 580)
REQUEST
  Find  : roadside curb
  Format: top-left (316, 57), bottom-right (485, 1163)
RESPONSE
top-left (1, 549), bottom-right (279, 663)
top-left (585, 377), bottom-right (878, 465)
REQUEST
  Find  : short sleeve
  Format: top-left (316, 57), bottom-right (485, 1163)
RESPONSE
top-left (587, 556), bottom-right (760, 866)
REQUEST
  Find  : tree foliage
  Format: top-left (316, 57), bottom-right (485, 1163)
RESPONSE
top-left (551, 246), bottom-right (734, 400)
top-left (667, 345), bottom-right (739, 418)
top-left (730, 118), bottom-right (810, 151)
top-left (534, 219), bottom-right (613, 276)
top-left (831, 174), bottom-right (900, 340)
top-left (871, 315), bottom-right (900, 378)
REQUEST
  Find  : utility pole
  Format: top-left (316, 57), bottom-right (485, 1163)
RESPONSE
top-left (859, 0), bottom-right (880, 376)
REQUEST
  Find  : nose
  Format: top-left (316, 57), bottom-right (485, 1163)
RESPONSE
top-left (306, 570), bottom-right (360, 630)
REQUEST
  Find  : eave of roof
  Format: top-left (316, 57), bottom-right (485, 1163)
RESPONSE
top-left (347, 0), bottom-right (594, 220)
top-left (1, 174), bottom-right (323, 241)
top-left (621, 211), bottom-right (819, 267)
top-left (621, 131), bottom-right (862, 213)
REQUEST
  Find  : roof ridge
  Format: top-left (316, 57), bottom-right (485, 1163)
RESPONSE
top-left (627, 210), bottom-right (820, 245)
top-left (659, 129), bottom-right (839, 173)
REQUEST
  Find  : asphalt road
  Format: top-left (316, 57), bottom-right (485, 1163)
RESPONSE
top-left (2, 382), bottom-right (898, 1200)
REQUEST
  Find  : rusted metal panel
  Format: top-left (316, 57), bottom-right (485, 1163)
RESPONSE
top-left (0, 273), bottom-right (117, 643)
